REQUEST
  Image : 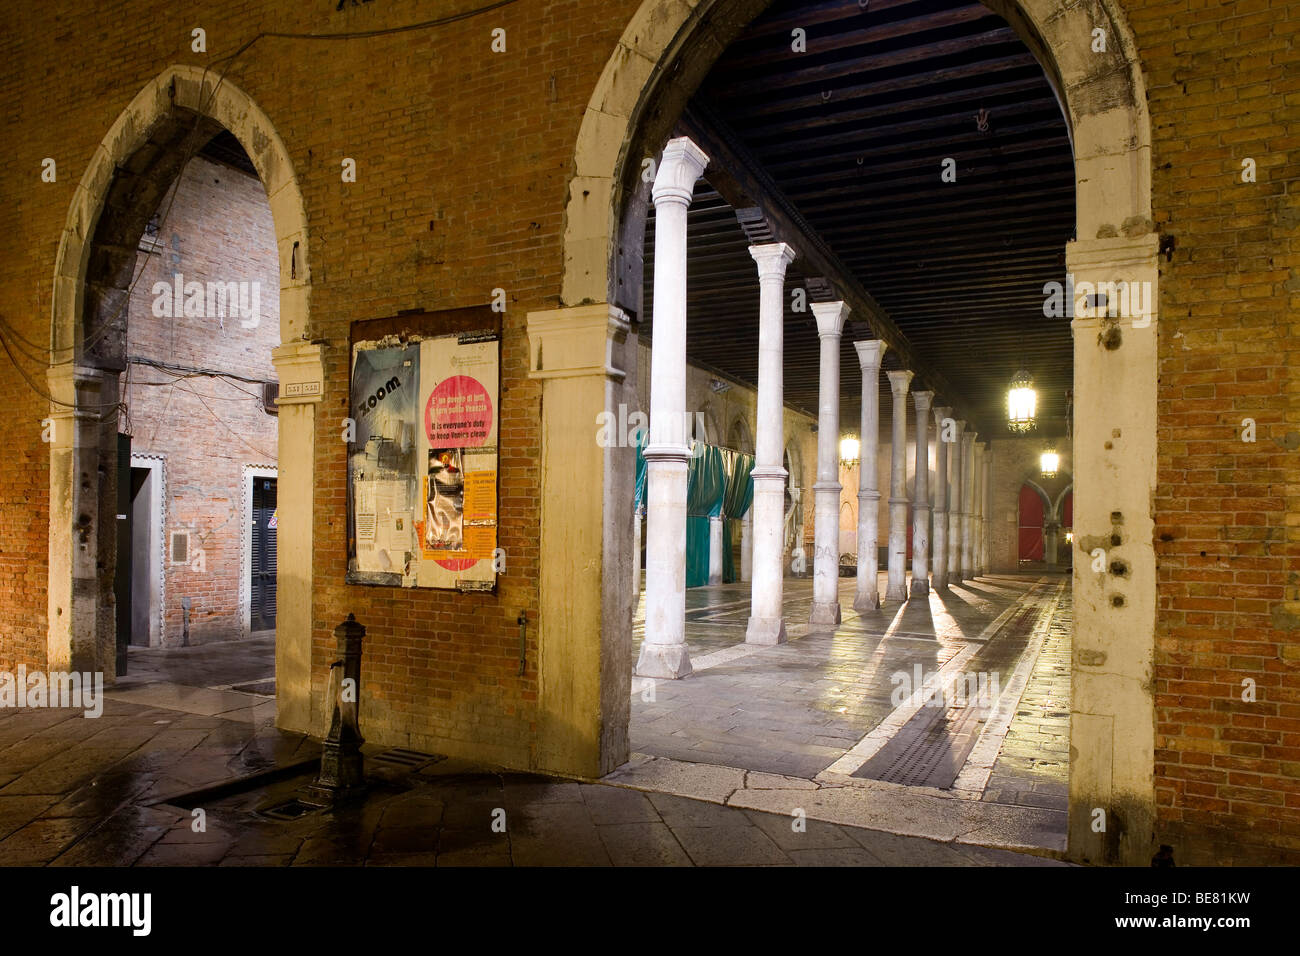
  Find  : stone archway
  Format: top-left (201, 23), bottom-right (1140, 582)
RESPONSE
top-left (48, 65), bottom-right (320, 732)
top-left (541, 0), bottom-right (1158, 864)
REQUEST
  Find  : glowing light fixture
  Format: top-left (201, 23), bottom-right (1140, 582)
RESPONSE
top-left (839, 435), bottom-right (860, 469)
top-left (1040, 448), bottom-right (1059, 479)
top-left (1007, 367), bottom-right (1037, 433)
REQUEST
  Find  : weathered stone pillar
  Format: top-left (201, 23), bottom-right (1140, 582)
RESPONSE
top-left (1066, 233), bottom-right (1160, 866)
top-left (853, 341), bottom-right (886, 611)
top-left (526, 302), bottom-right (637, 776)
top-left (636, 136), bottom-right (708, 679)
top-left (909, 390), bottom-right (934, 598)
top-left (708, 515), bottom-right (724, 585)
top-left (740, 507), bottom-right (752, 582)
top-left (810, 301), bottom-right (849, 628)
top-left (745, 242), bottom-right (798, 645)
top-left (961, 431), bottom-right (976, 579)
top-left (885, 370), bottom-right (913, 602)
top-left (931, 406), bottom-right (951, 590)
top-left (948, 419), bottom-right (965, 584)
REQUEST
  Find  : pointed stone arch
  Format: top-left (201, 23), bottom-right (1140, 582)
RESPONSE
top-left (47, 65), bottom-right (319, 732)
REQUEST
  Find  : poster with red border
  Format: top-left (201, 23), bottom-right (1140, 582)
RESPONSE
top-left (414, 330), bottom-right (499, 589)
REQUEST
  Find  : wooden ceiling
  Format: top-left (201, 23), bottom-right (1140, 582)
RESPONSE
top-left (642, 0), bottom-right (1075, 439)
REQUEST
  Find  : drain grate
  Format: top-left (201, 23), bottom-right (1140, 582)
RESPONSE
top-left (372, 748), bottom-right (440, 770)
top-left (259, 797), bottom-right (324, 821)
top-left (231, 678), bottom-right (276, 696)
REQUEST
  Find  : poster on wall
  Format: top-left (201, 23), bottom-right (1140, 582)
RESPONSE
top-left (347, 319), bottom-right (499, 590)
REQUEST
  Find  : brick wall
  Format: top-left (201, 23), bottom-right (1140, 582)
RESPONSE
top-left (1130, 0), bottom-right (1300, 863)
top-left (124, 155), bottom-right (280, 645)
top-left (0, 0), bottom-right (1296, 860)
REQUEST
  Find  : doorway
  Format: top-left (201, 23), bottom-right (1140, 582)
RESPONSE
top-left (245, 469), bottom-right (278, 636)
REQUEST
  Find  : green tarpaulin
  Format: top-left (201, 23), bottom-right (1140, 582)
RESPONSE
top-left (720, 450), bottom-right (754, 584)
top-left (685, 444), bottom-right (726, 588)
top-left (637, 439), bottom-right (752, 588)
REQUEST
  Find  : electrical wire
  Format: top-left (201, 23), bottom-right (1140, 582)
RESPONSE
top-left (3, 0), bottom-right (524, 418)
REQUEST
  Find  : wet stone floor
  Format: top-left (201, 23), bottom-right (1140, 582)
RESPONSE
top-left (631, 572), bottom-right (1071, 814)
top-left (0, 580), bottom-right (1071, 866)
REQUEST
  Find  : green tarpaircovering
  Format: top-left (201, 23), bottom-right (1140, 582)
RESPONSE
top-left (633, 426), bottom-right (648, 512)
top-left (720, 451), bottom-right (754, 584)
top-left (685, 444), bottom-right (726, 587)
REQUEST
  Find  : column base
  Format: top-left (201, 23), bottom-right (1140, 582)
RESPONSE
top-left (909, 577), bottom-right (930, 598)
top-left (809, 602), bottom-right (841, 628)
top-left (635, 642), bottom-right (693, 680)
top-left (745, 616), bottom-right (787, 645)
top-left (885, 583), bottom-right (908, 602)
top-left (853, 589), bottom-right (880, 612)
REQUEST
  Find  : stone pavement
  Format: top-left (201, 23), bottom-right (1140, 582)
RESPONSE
top-left (0, 641), bottom-right (1066, 866)
top-left (624, 572), bottom-right (1071, 853)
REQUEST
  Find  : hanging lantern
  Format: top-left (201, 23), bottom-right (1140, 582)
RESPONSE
top-left (1007, 367), bottom-right (1037, 433)
top-left (1040, 448), bottom-right (1059, 479)
top-left (839, 435), bottom-right (860, 469)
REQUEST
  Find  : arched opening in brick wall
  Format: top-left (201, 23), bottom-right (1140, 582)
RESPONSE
top-left (548, 0), bottom-right (1157, 864)
top-left (48, 67), bottom-right (316, 729)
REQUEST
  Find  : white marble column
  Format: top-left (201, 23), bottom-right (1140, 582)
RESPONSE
top-left (885, 370), bottom-right (913, 602)
top-left (633, 505), bottom-right (643, 600)
top-left (960, 431), bottom-right (977, 580)
top-left (979, 448), bottom-right (991, 576)
top-left (708, 515), bottom-right (724, 585)
top-left (636, 136), bottom-right (708, 680)
top-left (948, 419), bottom-right (965, 585)
top-left (932, 406), bottom-right (950, 591)
top-left (810, 301), bottom-right (849, 627)
top-left (740, 507), bottom-right (753, 582)
top-left (745, 242), bottom-right (798, 645)
top-left (909, 390), bottom-right (934, 598)
top-left (853, 341), bottom-right (887, 611)
top-left (971, 442), bottom-right (985, 578)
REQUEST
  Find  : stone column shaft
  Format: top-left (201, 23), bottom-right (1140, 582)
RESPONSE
top-left (980, 448), bottom-right (991, 576)
top-left (885, 370), bottom-right (913, 602)
top-left (909, 390), bottom-right (934, 598)
top-left (708, 515), bottom-right (724, 585)
top-left (948, 419), bottom-right (965, 584)
top-left (810, 301), bottom-right (849, 627)
top-left (745, 242), bottom-right (797, 645)
top-left (960, 432), bottom-right (977, 579)
top-left (932, 406), bottom-right (951, 590)
top-left (972, 442), bottom-right (985, 577)
top-left (740, 507), bottom-right (753, 582)
top-left (637, 137), bottom-right (708, 680)
top-left (853, 341), bottom-right (887, 611)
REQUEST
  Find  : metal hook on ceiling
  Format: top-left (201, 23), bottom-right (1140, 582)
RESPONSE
top-left (821, 89), bottom-right (832, 102)
top-left (858, 0), bottom-right (870, 8)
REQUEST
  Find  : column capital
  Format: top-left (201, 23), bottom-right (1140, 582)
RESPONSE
top-left (811, 300), bottom-right (850, 339)
top-left (526, 303), bottom-right (631, 381)
top-left (963, 430), bottom-right (977, 446)
top-left (271, 341), bottom-right (326, 405)
top-left (853, 339), bottom-right (887, 370)
top-left (652, 136), bottom-right (709, 207)
top-left (933, 405), bottom-right (952, 425)
top-left (886, 369), bottom-right (913, 395)
top-left (912, 389), bottom-right (934, 413)
top-left (749, 242), bottom-right (797, 279)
